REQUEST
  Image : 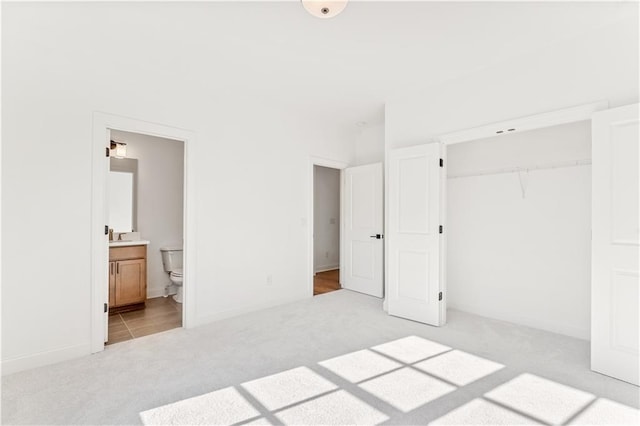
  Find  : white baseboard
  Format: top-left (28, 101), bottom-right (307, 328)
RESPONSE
top-left (147, 286), bottom-right (173, 299)
top-left (193, 293), bottom-right (309, 328)
top-left (314, 264), bottom-right (339, 274)
top-left (2, 343), bottom-right (91, 376)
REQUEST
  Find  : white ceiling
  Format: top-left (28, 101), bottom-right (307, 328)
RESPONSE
top-left (7, 1), bottom-right (637, 129)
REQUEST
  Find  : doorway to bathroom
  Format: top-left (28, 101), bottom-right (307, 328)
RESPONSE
top-left (91, 112), bottom-right (196, 354)
top-left (105, 130), bottom-right (185, 344)
top-left (312, 164), bottom-right (342, 296)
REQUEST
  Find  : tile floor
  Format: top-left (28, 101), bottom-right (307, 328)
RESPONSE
top-left (314, 269), bottom-right (341, 295)
top-left (107, 296), bottom-right (182, 344)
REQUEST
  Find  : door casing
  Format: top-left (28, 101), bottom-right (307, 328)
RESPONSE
top-left (384, 101), bottom-right (610, 328)
top-left (91, 112), bottom-right (196, 353)
top-left (307, 157), bottom-right (348, 297)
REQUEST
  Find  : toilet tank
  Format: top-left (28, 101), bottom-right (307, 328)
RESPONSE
top-left (160, 246), bottom-right (183, 272)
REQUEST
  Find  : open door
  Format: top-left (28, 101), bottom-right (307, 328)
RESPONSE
top-left (342, 163), bottom-right (384, 298)
top-left (388, 143), bottom-right (445, 325)
top-left (591, 103), bottom-right (639, 385)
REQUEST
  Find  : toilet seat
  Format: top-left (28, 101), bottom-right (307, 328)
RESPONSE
top-left (169, 269), bottom-right (183, 289)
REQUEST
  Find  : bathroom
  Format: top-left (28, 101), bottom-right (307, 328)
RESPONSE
top-left (106, 130), bottom-right (185, 344)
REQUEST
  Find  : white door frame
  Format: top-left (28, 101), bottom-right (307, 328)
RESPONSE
top-left (439, 101), bottom-right (609, 145)
top-left (91, 112), bottom-right (197, 353)
top-left (308, 156), bottom-right (348, 297)
top-left (434, 100), bottom-right (608, 327)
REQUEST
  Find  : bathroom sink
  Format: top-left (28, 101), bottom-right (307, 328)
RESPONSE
top-left (109, 240), bottom-right (150, 247)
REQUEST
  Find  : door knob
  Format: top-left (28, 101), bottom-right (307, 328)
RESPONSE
top-left (370, 234), bottom-right (383, 239)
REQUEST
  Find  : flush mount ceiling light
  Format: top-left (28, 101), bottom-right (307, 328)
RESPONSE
top-left (110, 140), bottom-right (127, 158)
top-left (302, 0), bottom-right (348, 18)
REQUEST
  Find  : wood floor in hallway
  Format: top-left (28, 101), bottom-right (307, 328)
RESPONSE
top-left (314, 269), bottom-right (341, 295)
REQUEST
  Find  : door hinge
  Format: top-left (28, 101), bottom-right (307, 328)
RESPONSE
top-left (439, 158), bottom-right (444, 167)
top-left (439, 292), bottom-right (443, 301)
top-left (106, 147), bottom-right (110, 157)
top-left (439, 225), bottom-right (443, 234)
top-left (105, 225), bottom-right (109, 235)
top-left (104, 303), bottom-right (108, 313)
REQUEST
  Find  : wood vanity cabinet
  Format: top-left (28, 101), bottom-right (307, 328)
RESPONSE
top-left (109, 245), bottom-right (147, 312)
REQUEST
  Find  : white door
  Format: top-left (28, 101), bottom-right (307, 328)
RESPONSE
top-left (342, 163), bottom-right (384, 297)
top-left (388, 143), bottom-right (445, 325)
top-left (592, 103), bottom-right (639, 385)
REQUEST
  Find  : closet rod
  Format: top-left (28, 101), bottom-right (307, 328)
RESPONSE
top-left (448, 158), bottom-right (592, 179)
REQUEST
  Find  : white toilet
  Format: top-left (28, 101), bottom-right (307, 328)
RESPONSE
top-left (160, 246), bottom-right (183, 303)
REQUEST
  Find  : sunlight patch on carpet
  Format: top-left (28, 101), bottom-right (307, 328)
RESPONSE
top-left (414, 349), bottom-right (504, 386)
top-left (371, 335), bottom-right (450, 363)
top-left (241, 366), bottom-right (337, 411)
top-left (139, 386), bottom-right (259, 425)
top-left (431, 398), bottom-right (541, 425)
top-left (359, 367), bottom-right (455, 412)
top-left (275, 390), bottom-right (389, 425)
top-left (569, 398), bottom-right (640, 425)
top-left (238, 417), bottom-right (273, 425)
top-left (137, 336), bottom-right (634, 426)
top-left (319, 349), bottom-right (402, 383)
top-left (485, 373), bottom-right (596, 425)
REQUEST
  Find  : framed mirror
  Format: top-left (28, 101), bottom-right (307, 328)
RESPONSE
top-left (109, 158), bottom-right (138, 233)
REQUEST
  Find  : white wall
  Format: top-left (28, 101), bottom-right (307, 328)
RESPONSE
top-left (111, 130), bottom-right (184, 299)
top-left (354, 123), bottom-right (384, 166)
top-left (386, 12), bottom-right (638, 150)
top-left (313, 166), bottom-right (340, 273)
top-left (1, 4), bottom-right (355, 373)
top-left (447, 122), bottom-right (592, 339)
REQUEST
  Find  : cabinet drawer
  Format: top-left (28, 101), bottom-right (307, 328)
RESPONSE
top-left (109, 245), bottom-right (146, 261)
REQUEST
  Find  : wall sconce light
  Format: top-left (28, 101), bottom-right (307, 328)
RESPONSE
top-left (110, 140), bottom-right (127, 158)
top-left (302, 0), bottom-right (348, 18)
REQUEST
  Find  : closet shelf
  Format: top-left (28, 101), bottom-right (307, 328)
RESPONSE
top-left (448, 158), bottom-right (591, 179)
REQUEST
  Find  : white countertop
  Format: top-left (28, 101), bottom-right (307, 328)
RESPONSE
top-left (109, 240), bottom-right (150, 247)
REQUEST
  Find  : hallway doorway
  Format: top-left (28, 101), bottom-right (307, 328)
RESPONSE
top-left (313, 165), bottom-right (341, 296)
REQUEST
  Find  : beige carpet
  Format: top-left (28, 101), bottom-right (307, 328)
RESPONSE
top-left (138, 335), bottom-right (638, 425)
top-left (3, 290), bottom-right (639, 425)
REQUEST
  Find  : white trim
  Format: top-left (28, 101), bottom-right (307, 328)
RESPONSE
top-left (315, 265), bottom-right (340, 274)
top-left (91, 112), bottom-right (197, 354)
top-left (308, 156), bottom-right (349, 298)
top-left (147, 288), bottom-right (171, 299)
top-left (2, 343), bottom-right (91, 376)
top-left (439, 101), bottom-right (609, 145)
